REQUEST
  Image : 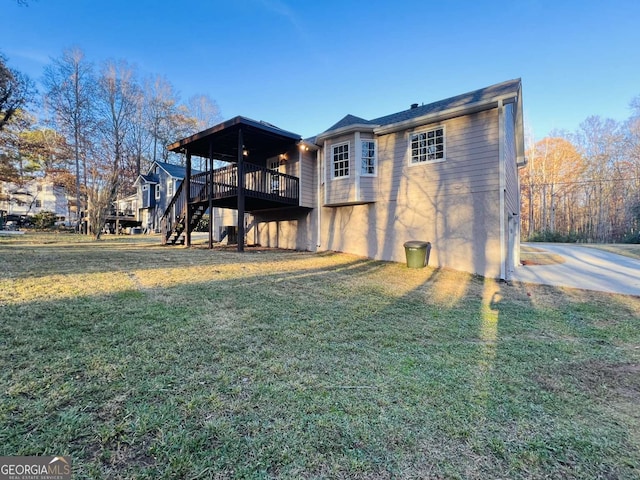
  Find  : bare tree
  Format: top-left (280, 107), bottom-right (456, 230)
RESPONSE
top-left (143, 75), bottom-right (179, 164)
top-left (126, 89), bottom-right (150, 178)
top-left (186, 94), bottom-right (221, 132)
top-left (87, 60), bottom-right (139, 239)
top-left (43, 48), bottom-right (95, 227)
top-left (574, 117), bottom-right (624, 242)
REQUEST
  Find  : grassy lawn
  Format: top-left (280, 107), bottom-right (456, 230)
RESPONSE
top-left (1, 233), bottom-right (639, 479)
top-left (520, 245), bottom-right (566, 266)
top-left (581, 244), bottom-right (640, 261)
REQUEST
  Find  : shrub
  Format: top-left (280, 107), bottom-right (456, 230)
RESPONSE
top-left (30, 211), bottom-right (57, 230)
top-left (622, 232), bottom-right (640, 244)
top-left (527, 230), bottom-right (584, 243)
top-left (194, 214), bottom-right (209, 232)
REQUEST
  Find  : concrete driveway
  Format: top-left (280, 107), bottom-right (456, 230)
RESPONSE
top-left (512, 243), bottom-right (640, 296)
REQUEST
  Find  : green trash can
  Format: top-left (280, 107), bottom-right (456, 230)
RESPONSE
top-left (403, 241), bottom-right (431, 268)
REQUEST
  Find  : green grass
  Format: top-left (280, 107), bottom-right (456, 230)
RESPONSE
top-left (1, 233), bottom-right (639, 479)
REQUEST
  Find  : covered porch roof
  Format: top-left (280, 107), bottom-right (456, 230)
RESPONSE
top-left (167, 116), bottom-right (302, 161)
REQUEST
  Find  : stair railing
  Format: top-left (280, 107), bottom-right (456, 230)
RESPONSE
top-left (161, 180), bottom-right (186, 244)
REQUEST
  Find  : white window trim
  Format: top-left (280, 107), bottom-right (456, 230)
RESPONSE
top-left (360, 139), bottom-right (377, 177)
top-left (331, 141), bottom-right (351, 180)
top-left (167, 179), bottom-right (174, 197)
top-left (408, 125), bottom-right (446, 167)
top-left (155, 184), bottom-right (161, 200)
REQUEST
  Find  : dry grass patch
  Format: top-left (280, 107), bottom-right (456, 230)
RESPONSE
top-left (520, 245), bottom-right (566, 266)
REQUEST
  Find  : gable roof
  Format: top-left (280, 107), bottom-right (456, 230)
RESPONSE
top-left (134, 161), bottom-right (202, 187)
top-left (154, 161), bottom-right (188, 179)
top-left (371, 78), bottom-right (521, 127)
top-left (136, 174), bottom-right (157, 184)
top-left (324, 114), bottom-right (374, 133)
top-left (318, 78), bottom-right (521, 139)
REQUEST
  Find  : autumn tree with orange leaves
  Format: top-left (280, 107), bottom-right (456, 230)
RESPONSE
top-left (522, 111), bottom-right (640, 243)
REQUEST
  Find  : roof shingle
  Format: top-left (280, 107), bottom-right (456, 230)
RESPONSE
top-left (320, 79), bottom-right (521, 135)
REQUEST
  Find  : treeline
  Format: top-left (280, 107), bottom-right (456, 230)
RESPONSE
top-left (521, 107), bottom-right (640, 244)
top-left (0, 48), bottom-right (221, 237)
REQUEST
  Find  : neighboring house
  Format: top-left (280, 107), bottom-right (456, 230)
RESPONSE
top-left (101, 193), bottom-right (140, 234)
top-left (0, 178), bottom-right (77, 225)
top-left (135, 161), bottom-right (192, 233)
top-left (163, 79), bottom-right (525, 280)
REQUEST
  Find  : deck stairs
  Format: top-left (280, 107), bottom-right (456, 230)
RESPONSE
top-left (160, 162), bottom-right (300, 246)
top-left (165, 203), bottom-right (206, 245)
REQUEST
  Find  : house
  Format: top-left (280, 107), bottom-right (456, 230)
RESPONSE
top-left (134, 161), bottom-right (197, 233)
top-left (0, 178), bottom-right (77, 226)
top-left (161, 79), bottom-right (525, 279)
top-left (100, 193), bottom-right (141, 234)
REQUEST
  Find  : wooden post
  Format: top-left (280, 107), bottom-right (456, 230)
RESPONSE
top-left (237, 128), bottom-right (245, 252)
top-left (185, 150), bottom-right (192, 247)
top-left (208, 142), bottom-right (214, 249)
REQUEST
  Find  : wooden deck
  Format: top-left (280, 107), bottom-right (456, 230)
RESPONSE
top-left (161, 162), bottom-right (299, 245)
top-left (190, 162), bottom-right (299, 210)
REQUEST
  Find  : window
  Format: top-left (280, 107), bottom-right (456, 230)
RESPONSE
top-left (332, 142), bottom-right (350, 178)
top-left (410, 127), bottom-right (445, 164)
top-left (35, 200), bottom-right (42, 208)
top-left (155, 184), bottom-right (160, 200)
top-left (167, 180), bottom-right (173, 197)
top-left (361, 140), bottom-right (376, 175)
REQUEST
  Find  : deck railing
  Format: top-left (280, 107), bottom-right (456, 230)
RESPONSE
top-left (161, 161), bottom-right (299, 242)
top-left (191, 162), bottom-right (299, 204)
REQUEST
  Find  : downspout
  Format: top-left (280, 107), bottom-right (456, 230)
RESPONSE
top-left (317, 147), bottom-right (322, 249)
top-left (515, 88), bottom-right (526, 266)
top-left (498, 99), bottom-right (506, 280)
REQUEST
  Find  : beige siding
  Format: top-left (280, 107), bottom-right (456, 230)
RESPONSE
top-left (300, 149), bottom-right (317, 208)
top-left (266, 146), bottom-right (317, 208)
top-left (214, 208), bottom-right (238, 231)
top-left (319, 108), bottom-right (505, 277)
top-left (254, 209), bottom-right (318, 251)
top-left (377, 110), bottom-right (499, 200)
top-left (359, 176), bottom-right (376, 202)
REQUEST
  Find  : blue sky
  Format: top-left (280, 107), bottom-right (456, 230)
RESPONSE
top-left (3, 0), bottom-right (640, 141)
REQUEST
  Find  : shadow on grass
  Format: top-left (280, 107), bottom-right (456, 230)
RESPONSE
top-left (1, 251), bottom-right (639, 479)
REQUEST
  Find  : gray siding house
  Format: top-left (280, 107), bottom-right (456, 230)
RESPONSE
top-left (134, 161), bottom-right (195, 232)
top-left (163, 79), bottom-right (525, 280)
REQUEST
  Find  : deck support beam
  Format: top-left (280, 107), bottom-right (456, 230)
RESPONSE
top-left (185, 150), bottom-right (192, 247)
top-left (237, 128), bottom-right (245, 252)
top-left (208, 142), bottom-right (214, 249)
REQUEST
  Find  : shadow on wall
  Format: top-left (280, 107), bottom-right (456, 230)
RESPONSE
top-left (322, 110), bottom-right (501, 277)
